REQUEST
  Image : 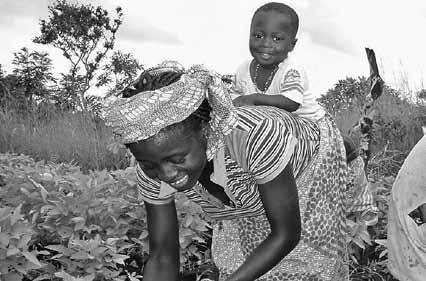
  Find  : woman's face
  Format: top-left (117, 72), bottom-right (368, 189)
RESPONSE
top-left (128, 126), bottom-right (207, 191)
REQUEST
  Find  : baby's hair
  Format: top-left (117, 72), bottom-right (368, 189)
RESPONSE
top-left (253, 2), bottom-right (299, 37)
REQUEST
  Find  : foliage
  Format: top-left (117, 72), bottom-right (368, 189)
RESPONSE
top-left (318, 77), bottom-right (370, 116)
top-left (418, 89), bottom-right (426, 100)
top-left (0, 153), bottom-right (212, 281)
top-left (0, 204), bottom-right (46, 281)
top-left (347, 172), bottom-right (399, 281)
top-left (343, 145), bottom-right (408, 281)
top-left (12, 47), bottom-right (56, 107)
top-left (373, 94), bottom-right (426, 151)
top-left (96, 51), bottom-right (143, 97)
top-left (322, 77), bottom-right (425, 152)
top-left (319, 77), bottom-right (420, 280)
top-left (0, 72), bottom-right (19, 110)
top-left (0, 68), bottom-right (37, 113)
top-left (33, 0), bottom-right (123, 111)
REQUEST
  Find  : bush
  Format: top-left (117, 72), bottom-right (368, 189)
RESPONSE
top-left (320, 77), bottom-right (425, 152)
top-left (0, 153), bottom-right (212, 281)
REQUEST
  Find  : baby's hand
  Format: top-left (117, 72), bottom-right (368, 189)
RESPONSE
top-left (232, 95), bottom-right (257, 107)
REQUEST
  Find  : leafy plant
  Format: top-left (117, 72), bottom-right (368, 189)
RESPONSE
top-left (0, 153), bottom-right (212, 281)
top-left (0, 204), bottom-right (50, 281)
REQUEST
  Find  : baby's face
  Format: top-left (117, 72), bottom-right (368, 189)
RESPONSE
top-left (249, 10), bottom-right (297, 67)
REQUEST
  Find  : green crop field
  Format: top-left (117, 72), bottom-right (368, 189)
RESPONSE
top-left (1, 80), bottom-right (425, 280)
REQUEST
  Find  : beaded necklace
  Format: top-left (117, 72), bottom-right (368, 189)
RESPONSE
top-left (253, 62), bottom-right (278, 93)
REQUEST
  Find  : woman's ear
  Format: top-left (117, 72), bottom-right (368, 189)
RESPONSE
top-left (200, 122), bottom-right (209, 148)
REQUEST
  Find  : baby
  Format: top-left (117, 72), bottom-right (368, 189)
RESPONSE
top-left (233, 2), bottom-right (324, 121)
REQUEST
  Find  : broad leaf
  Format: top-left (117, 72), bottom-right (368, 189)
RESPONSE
top-left (22, 251), bottom-right (43, 267)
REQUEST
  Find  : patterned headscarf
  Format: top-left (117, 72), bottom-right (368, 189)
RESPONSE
top-left (101, 61), bottom-right (238, 160)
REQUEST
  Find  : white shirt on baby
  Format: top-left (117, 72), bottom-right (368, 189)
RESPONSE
top-left (234, 56), bottom-right (325, 121)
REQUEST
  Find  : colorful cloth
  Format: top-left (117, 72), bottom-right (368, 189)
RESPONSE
top-left (346, 156), bottom-right (379, 214)
top-left (137, 106), bottom-right (349, 280)
top-left (101, 62), bottom-right (238, 160)
top-left (233, 56), bottom-right (325, 121)
top-left (387, 135), bottom-right (426, 281)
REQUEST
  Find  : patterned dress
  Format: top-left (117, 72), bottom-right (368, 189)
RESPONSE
top-left (346, 156), bottom-right (379, 214)
top-left (137, 106), bottom-right (349, 280)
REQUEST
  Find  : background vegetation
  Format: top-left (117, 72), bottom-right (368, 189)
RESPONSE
top-left (1, 0), bottom-right (425, 280)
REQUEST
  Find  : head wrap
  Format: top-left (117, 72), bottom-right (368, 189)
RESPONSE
top-left (101, 61), bottom-right (238, 160)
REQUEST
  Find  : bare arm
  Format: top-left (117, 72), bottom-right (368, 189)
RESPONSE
top-left (233, 94), bottom-right (300, 112)
top-left (225, 164), bottom-right (301, 281)
top-left (142, 201), bottom-right (180, 281)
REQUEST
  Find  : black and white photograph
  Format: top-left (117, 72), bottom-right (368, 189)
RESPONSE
top-left (0, 1), bottom-right (425, 280)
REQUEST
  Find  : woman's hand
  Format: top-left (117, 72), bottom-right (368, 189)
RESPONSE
top-left (142, 201), bottom-right (180, 281)
top-left (226, 164), bottom-right (301, 281)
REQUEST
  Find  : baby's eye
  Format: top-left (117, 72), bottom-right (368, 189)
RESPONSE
top-left (273, 36), bottom-right (283, 41)
top-left (252, 32), bottom-right (263, 39)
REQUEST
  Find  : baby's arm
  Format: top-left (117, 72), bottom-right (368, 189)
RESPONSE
top-left (233, 93), bottom-right (300, 111)
top-left (273, 67), bottom-right (307, 111)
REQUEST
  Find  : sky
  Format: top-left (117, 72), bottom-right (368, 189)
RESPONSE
top-left (1, 0), bottom-right (426, 97)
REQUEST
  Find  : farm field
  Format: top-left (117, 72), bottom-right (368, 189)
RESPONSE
top-left (1, 81), bottom-right (425, 280)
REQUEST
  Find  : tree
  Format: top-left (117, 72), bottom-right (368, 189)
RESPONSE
top-left (96, 50), bottom-right (143, 96)
top-left (53, 71), bottom-right (86, 111)
top-left (33, 0), bottom-right (123, 110)
top-left (1, 64), bottom-right (31, 111)
top-left (12, 47), bottom-right (56, 106)
top-left (0, 65), bottom-right (12, 108)
top-left (318, 77), bottom-right (370, 116)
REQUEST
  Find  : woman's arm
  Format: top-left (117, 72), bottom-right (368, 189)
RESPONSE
top-left (226, 164), bottom-right (301, 281)
top-left (142, 201), bottom-right (180, 281)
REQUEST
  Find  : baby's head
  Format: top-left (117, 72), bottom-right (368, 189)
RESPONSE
top-left (250, 2), bottom-right (299, 67)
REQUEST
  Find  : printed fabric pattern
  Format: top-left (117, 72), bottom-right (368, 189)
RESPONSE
top-left (346, 156), bottom-right (379, 214)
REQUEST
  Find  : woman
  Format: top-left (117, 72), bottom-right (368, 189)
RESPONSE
top-left (101, 62), bottom-right (348, 281)
top-left (387, 134), bottom-right (426, 281)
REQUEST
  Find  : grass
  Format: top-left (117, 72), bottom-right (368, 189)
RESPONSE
top-left (0, 108), bottom-right (129, 172)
